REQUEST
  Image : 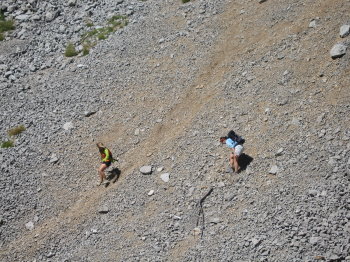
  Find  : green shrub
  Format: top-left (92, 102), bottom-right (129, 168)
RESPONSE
top-left (182, 0), bottom-right (191, 3)
top-left (65, 42), bottom-right (78, 57)
top-left (1, 140), bottom-right (14, 148)
top-left (0, 11), bottom-right (15, 40)
top-left (8, 125), bottom-right (26, 136)
top-left (0, 20), bottom-right (15, 32)
top-left (82, 45), bottom-right (90, 56)
top-left (0, 10), bottom-right (5, 21)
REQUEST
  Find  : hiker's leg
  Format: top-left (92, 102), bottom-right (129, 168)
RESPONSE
top-left (233, 145), bottom-right (243, 173)
top-left (233, 155), bottom-right (240, 173)
top-left (229, 152), bottom-right (235, 170)
top-left (98, 163), bottom-right (107, 183)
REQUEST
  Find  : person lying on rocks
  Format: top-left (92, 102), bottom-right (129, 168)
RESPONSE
top-left (220, 131), bottom-right (245, 173)
top-left (96, 142), bottom-right (115, 186)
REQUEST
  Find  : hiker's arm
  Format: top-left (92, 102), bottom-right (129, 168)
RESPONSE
top-left (102, 149), bottom-right (110, 162)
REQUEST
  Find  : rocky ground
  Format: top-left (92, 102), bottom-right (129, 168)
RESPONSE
top-left (0, 0), bottom-right (349, 261)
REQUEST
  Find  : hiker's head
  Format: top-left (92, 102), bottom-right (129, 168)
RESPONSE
top-left (220, 137), bottom-right (227, 144)
top-left (96, 142), bottom-right (105, 149)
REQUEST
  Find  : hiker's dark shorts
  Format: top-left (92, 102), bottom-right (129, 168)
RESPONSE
top-left (102, 161), bottom-right (111, 167)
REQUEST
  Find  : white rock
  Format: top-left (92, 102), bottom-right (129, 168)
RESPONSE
top-left (98, 205), bottom-right (109, 214)
top-left (140, 165), bottom-right (152, 175)
top-left (63, 122), bottom-right (74, 130)
top-left (269, 165), bottom-right (278, 175)
top-left (340, 25), bottom-right (350, 38)
top-left (25, 221), bottom-right (34, 231)
top-left (275, 148), bottom-right (284, 156)
top-left (309, 20), bottom-right (317, 28)
top-left (16, 15), bottom-right (29, 21)
top-left (49, 154), bottom-right (59, 163)
top-left (160, 173), bottom-right (170, 182)
top-left (330, 43), bottom-right (347, 59)
top-left (156, 167), bottom-right (164, 172)
top-left (147, 190), bottom-right (154, 196)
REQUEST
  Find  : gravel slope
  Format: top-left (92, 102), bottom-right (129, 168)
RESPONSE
top-left (1, 0), bottom-right (350, 261)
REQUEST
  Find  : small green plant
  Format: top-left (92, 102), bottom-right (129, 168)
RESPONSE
top-left (1, 140), bottom-right (14, 148)
top-left (8, 125), bottom-right (26, 136)
top-left (182, 0), bottom-right (191, 3)
top-left (82, 44), bottom-right (90, 56)
top-left (97, 33), bottom-right (107, 40)
top-left (0, 11), bottom-right (15, 41)
top-left (86, 21), bottom-right (94, 27)
top-left (65, 42), bottom-right (78, 57)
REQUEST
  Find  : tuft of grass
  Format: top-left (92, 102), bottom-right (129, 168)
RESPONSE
top-left (65, 42), bottom-right (78, 57)
top-left (8, 125), bottom-right (26, 136)
top-left (86, 20), bottom-right (94, 27)
top-left (0, 10), bottom-right (5, 21)
top-left (0, 11), bottom-right (15, 41)
top-left (0, 19), bottom-right (15, 32)
top-left (182, 0), bottom-right (191, 3)
top-left (97, 33), bottom-right (107, 40)
top-left (1, 140), bottom-right (14, 148)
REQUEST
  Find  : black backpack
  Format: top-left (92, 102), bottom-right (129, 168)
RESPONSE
top-left (227, 130), bottom-right (245, 145)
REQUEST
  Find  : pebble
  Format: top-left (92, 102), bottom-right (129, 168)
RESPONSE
top-left (340, 25), bottom-right (350, 38)
top-left (63, 122), bottom-right (74, 130)
top-left (25, 221), bottom-right (34, 231)
top-left (147, 190), bottom-right (154, 196)
top-left (160, 173), bottom-right (170, 182)
top-left (269, 165), bottom-right (279, 175)
top-left (330, 43), bottom-right (347, 59)
top-left (140, 166), bottom-right (152, 175)
top-left (98, 205), bottom-right (109, 214)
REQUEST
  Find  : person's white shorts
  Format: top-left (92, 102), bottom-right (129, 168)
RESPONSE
top-left (234, 145), bottom-right (244, 156)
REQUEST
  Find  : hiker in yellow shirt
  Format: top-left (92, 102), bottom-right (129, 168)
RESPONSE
top-left (96, 143), bottom-right (114, 186)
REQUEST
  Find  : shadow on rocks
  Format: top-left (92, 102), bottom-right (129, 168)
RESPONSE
top-left (238, 153), bottom-right (254, 171)
top-left (107, 167), bottom-right (121, 183)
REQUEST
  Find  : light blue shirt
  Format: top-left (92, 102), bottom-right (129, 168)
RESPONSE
top-left (226, 138), bottom-right (238, 148)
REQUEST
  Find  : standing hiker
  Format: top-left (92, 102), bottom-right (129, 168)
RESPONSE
top-left (220, 130), bottom-right (245, 173)
top-left (96, 142), bottom-right (114, 186)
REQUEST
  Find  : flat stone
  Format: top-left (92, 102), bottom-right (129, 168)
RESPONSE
top-left (160, 173), bottom-right (170, 182)
top-left (147, 190), bottom-right (154, 196)
top-left (84, 111), bottom-right (97, 117)
top-left (16, 14), bottom-right (29, 21)
top-left (275, 148), bottom-right (284, 156)
top-left (140, 165), bottom-right (152, 175)
top-left (308, 189), bottom-right (319, 197)
top-left (309, 236), bottom-right (319, 244)
top-left (340, 25), bottom-right (350, 38)
top-left (309, 20), bottom-right (317, 28)
top-left (98, 205), bottom-right (109, 214)
top-left (63, 122), bottom-right (74, 130)
top-left (25, 221), bottom-right (34, 230)
top-left (251, 238), bottom-right (262, 247)
top-left (49, 154), bottom-right (59, 163)
top-left (269, 165), bottom-right (278, 175)
top-left (330, 43), bottom-right (347, 59)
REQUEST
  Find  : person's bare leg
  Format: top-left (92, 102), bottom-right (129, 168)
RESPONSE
top-left (229, 153), bottom-right (235, 171)
top-left (98, 164), bottom-right (107, 185)
top-left (233, 155), bottom-right (240, 173)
